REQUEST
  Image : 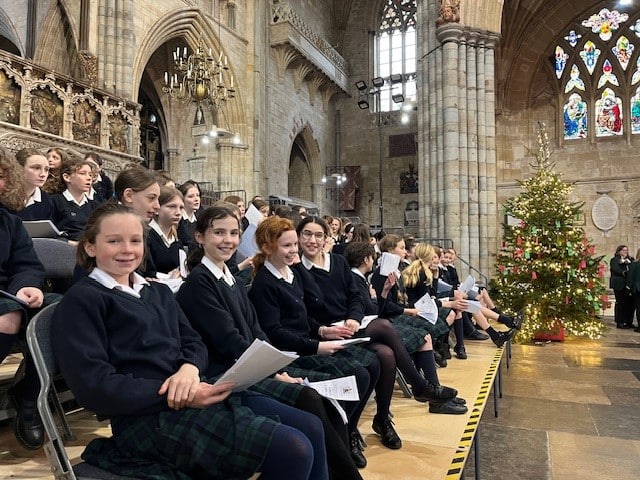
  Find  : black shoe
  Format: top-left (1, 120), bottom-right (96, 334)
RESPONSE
top-left (452, 397), bottom-right (466, 405)
top-left (440, 343), bottom-right (452, 360)
top-left (355, 428), bottom-right (367, 449)
top-left (434, 350), bottom-right (447, 368)
top-left (349, 431), bottom-right (367, 468)
top-left (512, 310), bottom-right (525, 330)
top-left (413, 383), bottom-right (457, 402)
top-left (9, 389), bottom-right (44, 450)
top-left (428, 399), bottom-right (468, 415)
top-left (454, 345), bottom-right (467, 359)
top-left (372, 415), bottom-right (402, 449)
top-left (493, 329), bottom-right (516, 348)
top-left (466, 329), bottom-right (490, 340)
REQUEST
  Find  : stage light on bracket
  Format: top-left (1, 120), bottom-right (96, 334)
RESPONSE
top-left (389, 73), bottom-right (403, 84)
top-left (358, 99), bottom-right (370, 109)
top-left (355, 80), bottom-right (368, 91)
top-left (372, 77), bottom-right (385, 87)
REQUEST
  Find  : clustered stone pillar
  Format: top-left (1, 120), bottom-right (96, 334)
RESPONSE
top-left (97, 0), bottom-right (135, 97)
top-left (417, 0), bottom-right (499, 274)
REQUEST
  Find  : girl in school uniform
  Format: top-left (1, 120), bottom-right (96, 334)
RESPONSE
top-left (295, 217), bottom-right (467, 442)
top-left (14, 148), bottom-right (54, 222)
top-left (42, 147), bottom-right (65, 194)
top-left (248, 216), bottom-right (378, 469)
top-left (50, 157), bottom-right (100, 241)
top-left (0, 148), bottom-right (59, 450)
top-left (176, 206), bottom-right (361, 478)
top-left (177, 180), bottom-right (201, 248)
top-left (51, 202), bottom-right (328, 480)
top-left (114, 167), bottom-right (161, 222)
top-left (146, 186), bottom-right (185, 277)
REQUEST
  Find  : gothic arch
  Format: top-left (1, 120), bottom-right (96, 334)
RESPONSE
top-left (33, 1), bottom-right (79, 77)
top-left (0, 8), bottom-right (23, 55)
top-left (130, 7), bottom-right (245, 130)
top-left (288, 124), bottom-right (321, 198)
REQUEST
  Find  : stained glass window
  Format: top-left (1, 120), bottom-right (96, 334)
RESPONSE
top-left (595, 88), bottom-right (623, 137)
top-left (631, 87), bottom-right (640, 134)
top-left (564, 93), bottom-right (588, 139)
top-left (554, 8), bottom-right (640, 138)
top-left (376, 0), bottom-right (417, 112)
top-left (565, 65), bottom-right (585, 93)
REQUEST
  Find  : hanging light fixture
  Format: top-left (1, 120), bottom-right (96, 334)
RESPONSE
top-left (163, 37), bottom-right (235, 107)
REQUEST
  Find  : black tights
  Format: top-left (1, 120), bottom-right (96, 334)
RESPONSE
top-left (343, 363), bottom-right (377, 432)
top-left (294, 388), bottom-right (363, 480)
top-left (366, 319), bottom-right (428, 395)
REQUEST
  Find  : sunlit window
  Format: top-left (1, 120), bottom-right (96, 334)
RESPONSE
top-left (377, 0), bottom-right (417, 112)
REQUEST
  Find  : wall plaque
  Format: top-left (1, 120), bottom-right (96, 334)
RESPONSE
top-left (591, 195), bottom-right (619, 231)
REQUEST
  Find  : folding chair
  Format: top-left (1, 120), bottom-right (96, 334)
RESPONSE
top-left (32, 237), bottom-right (77, 293)
top-left (26, 303), bottom-right (138, 480)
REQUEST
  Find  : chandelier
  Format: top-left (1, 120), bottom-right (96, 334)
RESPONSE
top-left (162, 38), bottom-right (235, 108)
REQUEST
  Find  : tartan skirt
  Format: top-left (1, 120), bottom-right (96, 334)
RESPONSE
top-left (83, 391), bottom-right (279, 480)
top-left (249, 377), bottom-right (304, 405)
top-left (287, 344), bottom-right (376, 382)
top-left (390, 313), bottom-right (450, 353)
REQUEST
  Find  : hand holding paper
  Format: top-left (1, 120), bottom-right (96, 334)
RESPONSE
top-left (414, 293), bottom-right (438, 324)
top-left (379, 252), bottom-right (401, 277)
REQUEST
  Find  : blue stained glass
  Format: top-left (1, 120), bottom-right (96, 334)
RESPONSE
top-left (612, 36), bottom-right (634, 70)
top-left (564, 30), bottom-right (582, 48)
top-left (555, 46), bottom-right (568, 79)
top-left (631, 87), bottom-right (640, 134)
top-left (564, 93), bottom-right (588, 139)
top-left (580, 41), bottom-right (601, 74)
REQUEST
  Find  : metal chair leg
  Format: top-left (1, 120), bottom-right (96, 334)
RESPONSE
top-left (396, 368), bottom-right (412, 398)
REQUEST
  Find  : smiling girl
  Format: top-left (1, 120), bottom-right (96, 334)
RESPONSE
top-left (52, 202), bottom-right (323, 480)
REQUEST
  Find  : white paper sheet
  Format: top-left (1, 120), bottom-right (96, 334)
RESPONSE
top-left (245, 203), bottom-right (263, 226)
top-left (462, 300), bottom-right (482, 314)
top-left (436, 278), bottom-right (453, 294)
top-left (214, 339), bottom-right (299, 392)
top-left (414, 292), bottom-right (438, 324)
top-left (332, 315), bottom-right (378, 331)
top-left (237, 223), bottom-right (259, 258)
top-left (327, 337), bottom-right (371, 347)
top-left (457, 275), bottom-right (476, 293)
top-left (379, 252), bottom-right (401, 276)
top-left (304, 375), bottom-right (359, 401)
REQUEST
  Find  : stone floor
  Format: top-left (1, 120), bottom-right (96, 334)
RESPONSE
top-left (464, 315), bottom-right (640, 480)
top-left (2, 315), bottom-right (640, 479)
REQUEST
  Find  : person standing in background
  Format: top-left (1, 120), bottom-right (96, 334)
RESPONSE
top-left (610, 245), bottom-right (635, 329)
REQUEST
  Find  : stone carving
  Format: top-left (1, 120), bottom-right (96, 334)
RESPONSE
top-left (436, 0), bottom-right (460, 27)
top-left (30, 88), bottom-right (63, 135)
top-left (73, 99), bottom-right (101, 145)
top-left (109, 113), bottom-right (129, 153)
top-left (591, 194), bottom-right (619, 231)
top-left (77, 50), bottom-right (98, 87)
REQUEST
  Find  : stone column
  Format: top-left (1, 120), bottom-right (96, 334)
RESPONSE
top-left (418, 0), bottom-right (500, 274)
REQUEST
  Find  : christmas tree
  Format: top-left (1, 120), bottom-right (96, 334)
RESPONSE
top-left (491, 125), bottom-right (607, 342)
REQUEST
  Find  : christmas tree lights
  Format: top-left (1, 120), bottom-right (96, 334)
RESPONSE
top-left (491, 124), bottom-right (607, 342)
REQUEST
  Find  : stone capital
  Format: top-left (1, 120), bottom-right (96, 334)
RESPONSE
top-left (436, 24), bottom-right (465, 45)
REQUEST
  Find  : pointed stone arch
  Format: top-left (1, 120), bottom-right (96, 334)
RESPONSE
top-left (0, 7), bottom-right (23, 55)
top-left (33, 1), bottom-right (79, 77)
top-left (288, 124), bottom-right (321, 203)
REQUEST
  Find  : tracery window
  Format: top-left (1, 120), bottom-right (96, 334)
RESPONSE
top-left (376, 0), bottom-right (417, 111)
top-left (555, 8), bottom-right (640, 140)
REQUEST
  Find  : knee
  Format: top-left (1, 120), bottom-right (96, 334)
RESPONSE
top-left (422, 334), bottom-right (433, 350)
top-left (0, 311), bottom-right (22, 334)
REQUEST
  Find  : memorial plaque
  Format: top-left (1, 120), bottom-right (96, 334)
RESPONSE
top-left (591, 195), bottom-right (618, 231)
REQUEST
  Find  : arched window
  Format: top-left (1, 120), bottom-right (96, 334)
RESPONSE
top-left (376, 0), bottom-right (417, 111)
top-left (555, 7), bottom-right (640, 140)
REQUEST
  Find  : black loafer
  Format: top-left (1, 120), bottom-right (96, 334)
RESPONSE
top-left (413, 383), bottom-right (457, 403)
top-left (372, 415), bottom-right (402, 449)
top-left (454, 345), bottom-right (467, 359)
top-left (429, 399), bottom-right (468, 415)
top-left (493, 329), bottom-right (516, 348)
top-left (9, 389), bottom-right (44, 450)
top-left (349, 431), bottom-right (367, 468)
top-left (466, 330), bottom-right (490, 340)
top-left (512, 310), bottom-right (525, 330)
top-left (434, 350), bottom-right (447, 368)
top-left (452, 397), bottom-right (466, 405)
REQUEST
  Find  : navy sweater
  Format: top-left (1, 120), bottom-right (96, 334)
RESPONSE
top-left (351, 272), bottom-right (379, 316)
top-left (248, 266), bottom-right (323, 356)
top-left (176, 264), bottom-right (268, 378)
top-left (51, 194), bottom-right (100, 241)
top-left (51, 278), bottom-right (208, 418)
top-left (0, 207), bottom-right (44, 293)
top-left (16, 190), bottom-right (54, 222)
top-left (146, 229), bottom-right (183, 275)
top-left (302, 254), bottom-right (365, 324)
top-left (371, 268), bottom-right (405, 317)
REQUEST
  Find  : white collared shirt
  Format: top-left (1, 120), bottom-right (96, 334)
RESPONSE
top-left (351, 267), bottom-right (366, 280)
top-left (62, 189), bottom-right (89, 206)
top-left (25, 187), bottom-right (42, 208)
top-left (301, 253), bottom-right (331, 272)
top-left (89, 267), bottom-right (149, 298)
top-left (182, 210), bottom-right (197, 222)
top-left (149, 219), bottom-right (177, 248)
top-left (201, 256), bottom-right (235, 286)
top-left (265, 259), bottom-right (294, 284)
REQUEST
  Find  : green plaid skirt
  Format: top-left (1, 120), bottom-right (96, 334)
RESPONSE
top-left (249, 377), bottom-right (304, 405)
top-left (83, 391), bottom-right (279, 480)
top-left (391, 312), bottom-right (450, 353)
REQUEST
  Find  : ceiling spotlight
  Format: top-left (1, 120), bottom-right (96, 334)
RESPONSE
top-left (389, 73), bottom-right (403, 84)
top-left (392, 93), bottom-right (405, 104)
top-left (372, 77), bottom-right (384, 87)
top-left (358, 99), bottom-right (370, 110)
top-left (355, 80), bottom-right (367, 91)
